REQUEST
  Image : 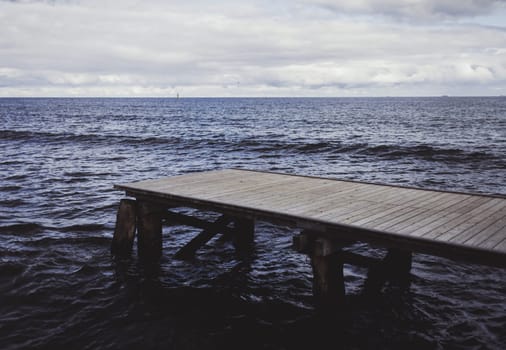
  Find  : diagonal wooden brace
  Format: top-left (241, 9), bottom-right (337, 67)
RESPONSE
top-left (174, 214), bottom-right (233, 260)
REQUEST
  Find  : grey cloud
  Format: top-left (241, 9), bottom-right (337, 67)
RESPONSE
top-left (305, 0), bottom-right (506, 21)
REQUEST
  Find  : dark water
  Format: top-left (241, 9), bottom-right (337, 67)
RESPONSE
top-left (1, 97), bottom-right (505, 349)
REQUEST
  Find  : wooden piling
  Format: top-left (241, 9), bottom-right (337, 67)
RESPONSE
top-left (383, 248), bottom-right (412, 278)
top-left (364, 248), bottom-right (412, 294)
top-left (310, 254), bottom-right (345, 306)
top-left (294, 234), bottom-right (346, 306)
top-left (137, 201), bottom-right (164, 260)
top-left (233, 217), bottom-right (255, 254)
top-left (111, 199), bottom-right (137, 255)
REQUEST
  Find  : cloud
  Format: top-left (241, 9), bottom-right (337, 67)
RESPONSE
top-left (0, 0), bottom-right (505, 96)
top-left (304, 0), bottom-right (506, 21)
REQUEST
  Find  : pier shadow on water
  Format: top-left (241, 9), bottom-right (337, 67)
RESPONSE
top-left (102, 237), bottom-right (438, 350)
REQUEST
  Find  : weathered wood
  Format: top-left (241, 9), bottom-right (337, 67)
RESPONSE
top-left (137, 201), bottom-right (164, 260)
top-left (364, 248), bottom-right (412, 294)
top-left (111, 199), bottom-right (137, 255)
top-left (164, 210), bottom-right (236, 236)
top-left (295, 231), bottom-right (412, 297)
top-left (174, 215), bottom-right (233, 260)
top-left (384, 248), bottom-right (412, 277)
top-left (477, 222), bottom-right (506, 249)
top-left (431, 198), bottom-right (504, 242)
top-left (233, 217), bottom-right (255, 254)
top-left (293, 231), bottom-right (354, 254)
top-left (295, 234), bottom-right (346, 306)
top-left (310, 252), bottom-right (345, 307)
top-left (115, 169), bottom-right (506, 267)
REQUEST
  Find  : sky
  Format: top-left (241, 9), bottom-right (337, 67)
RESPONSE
top-left (1, 0), bottom-right (506, 97)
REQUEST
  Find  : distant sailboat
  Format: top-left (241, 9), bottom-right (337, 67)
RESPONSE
top-left (176, 92), bottom-right (179, 99)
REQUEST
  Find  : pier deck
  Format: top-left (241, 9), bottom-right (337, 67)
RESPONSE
top-left (115, 169), bottom-right (506, 266)
top-left (113, 169), bottom-right (506, 304)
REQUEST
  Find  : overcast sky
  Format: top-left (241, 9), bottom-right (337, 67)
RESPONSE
top-left (1, 0), bottom-right (506, 97)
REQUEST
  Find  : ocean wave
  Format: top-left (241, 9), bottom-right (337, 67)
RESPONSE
top-left (357, 143), bottom-right (501, 163)
top-left (0, 199), bottom-right (27, 207)
top-left (0, 129), bottom-right (183, 147)
top-left (2, 128), bottom-right (502, 167)
top-left (0, 223), bottom-right (45, 235)
top-left (230, 138), bottom-right (502, 165)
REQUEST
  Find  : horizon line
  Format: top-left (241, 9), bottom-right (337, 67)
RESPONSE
top-left (1, 95), bottom-right (505, 99)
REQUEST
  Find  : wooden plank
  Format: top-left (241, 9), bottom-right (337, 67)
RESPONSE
top-left (124, 169), bottom-right (241, 191)
top-left (430, 198), bottom-right (505, 241)
top-left (278, 183), bottom-right (392, 215)
top-left (414, 196), bottom-right (492, 238)
top-left (349, 190), bottom-right (437, 226)
top-left (337, 188), bottom-right (441, 224)
top-left (338, 202), bottom-right (399, 224)
top-left (449, 202), bottom-right (506, 244)
top-left (393, 195), bottom-right (482, 236)
top-left (465, 215), bottom-right (506, 248)
top-left (494, 238), bottom-right (506, 251)
top-left (364, 192), bottom-right (451, 231)
top-left (195, 181), bottom-right (325, 213)
top-left (152, 170), bottom-right (289, 197)
top-left (169, 175), bottom-right (295, 199)
top-left (381, 188), bottom-right (436, 206)
top-left (313, 200), bottom-right (391, 222)
top-left (294, 183), bottom-right (398, 215)
top-left (475, 221), bottom-right (506, 249)
top-left (276, 184), bottom-right (376, 215)
top-left (120, 169), bottom-right (296, 199)
top-left (211, 177), bottom-right (339, 208)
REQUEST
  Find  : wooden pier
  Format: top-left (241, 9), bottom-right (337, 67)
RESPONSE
top-left (112, 169), bottom-right (506, 304)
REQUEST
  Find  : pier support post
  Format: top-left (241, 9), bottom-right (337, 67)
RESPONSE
top-left (294, 233), bottom-right (345, 307)
top-left (311, 252), bottom-right (345, 307)
top-left (137, 201), bottom-right (164, 261)
top-left (233, 217), bottom-right (255, 254)
top-left (364, 248), bottom-right (412, 293)
top-left (384, 248), bottom-right (412, 279)
top-left (112, 199), bottom-right (137, 255)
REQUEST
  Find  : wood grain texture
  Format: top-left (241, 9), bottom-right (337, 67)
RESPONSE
top-left (115, 169), bottom-right (506, 266)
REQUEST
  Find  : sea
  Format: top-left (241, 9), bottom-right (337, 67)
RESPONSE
top-left (0, 97), bottom-right (505, 350)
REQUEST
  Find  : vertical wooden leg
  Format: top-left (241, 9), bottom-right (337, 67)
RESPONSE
top-left (384, 248), bottom-right (412, 287)
top-left (137, 201), bottom-right (164, 261)
top-left (310, 252), bottom-right (345, 307)
top-left (294, 234), bottom-right (347, 307)
top-left (364, 248), bottom-right (412, 294)
top-left (384, 248), bottom-right (412, 277)
top-left (233, 217), bottom-right (255, 254)
top-left (111, 199), bottom-right (137, 255)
